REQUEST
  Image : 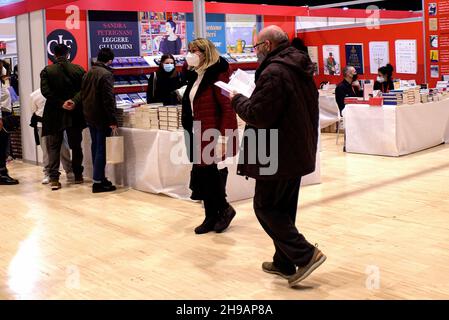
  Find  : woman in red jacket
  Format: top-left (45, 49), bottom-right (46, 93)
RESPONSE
top-left (182, 38), bottom-right (238, 234)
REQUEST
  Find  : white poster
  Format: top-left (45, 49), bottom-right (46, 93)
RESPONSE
top-left (308, 46), bottom-right (319, 75)
top-left (322, 45), bottom-right (340, 75)
top-left (395, 39), bottom-right (417, 74)
top-left (369, 41), bottom-right (389, 74)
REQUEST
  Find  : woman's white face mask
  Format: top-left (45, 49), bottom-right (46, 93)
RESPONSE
top-left (186, 52), bottom-right (201, 67)
top-left (377, 76), bottom-right (385, 83)
top-left (1, 67), bottom-right (6, 77)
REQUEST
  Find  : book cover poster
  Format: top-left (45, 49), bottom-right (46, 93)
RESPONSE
top-left (322, 45), bottom-right (340, 76)
top-left (429, 18), bottom-right (438, 31)
top-left (307, 46), bottom-right (319, 76)
top-left (430, 35), bottom-right (439, 48)
top-left (369, 41), bottom-right (389, 74)
top-left (431, 65), bottom-right (440, 78)
top-left (345, 44), bottom-right (364, 74)
top-left (395, 39), bottom-right (417, 74)
top-left (431, 49), bottom-right (439, 62)
top-left (139, 12), bottom-right (187, 56)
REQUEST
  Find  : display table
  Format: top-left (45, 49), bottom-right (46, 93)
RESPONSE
top-left (344, 99), bottom-right (449, 157)
top-left (82, 128), bottom-right (321, 202)
top-left (319, 92), bottom-right (340, 129)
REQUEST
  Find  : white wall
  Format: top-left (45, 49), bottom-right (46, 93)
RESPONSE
top-left (16, 11), bottom-right (47, 164)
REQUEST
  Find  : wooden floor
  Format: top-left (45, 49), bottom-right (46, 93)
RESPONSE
top-left (1, 133), bottom-right (449, 300)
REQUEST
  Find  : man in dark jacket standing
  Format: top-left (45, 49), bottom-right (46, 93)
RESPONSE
top-left (230, 26), bottom-right (326, 287)
top-left (81, 48), bottom-right (117, 193)
top-left (41, 44), bottom-right (86, 190)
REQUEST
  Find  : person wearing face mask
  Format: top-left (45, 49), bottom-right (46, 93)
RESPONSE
top-left (335, 65), bottom-right (363, 116)
top-left (147, 54), bottom-right (182, 106)
top-left (182, 38), bottom-right (238, 235)
top-left (230, 25), bottom-right (325, 287)
top-left (0, 60), bottom-right (19, 185)
top-left (374, 64), bottom-right (394, 93)
top-left (81, 48), bottom-right (118, 193)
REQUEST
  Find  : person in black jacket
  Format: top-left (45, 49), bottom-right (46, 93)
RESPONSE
top-left (374, 64), bottom-right (394, 93)
top-left (81, 48), bottom-right (118, 194)
top-left (230, 26), bottom-right (326, 287)
top-left (335, 65), bottom-right (363, 115)
top-left (0, 60), bottom-right (18, 185)
top-left (147, 54), bottom-right (182, 106)
top-left (40, 44), bottom-right (86, 190)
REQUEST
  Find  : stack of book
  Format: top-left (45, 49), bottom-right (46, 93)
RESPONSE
top-left (158, 106), bottom-right (182, 131)
top-left (420, 93), bottom-right (429, 103)
top-left (134, 106), bottom-right (152, 129)
top-left (123, 110), bottom-right (136, 128)
top-left (149, 106), bottom-right (160, 129)
top-left (403, 87), bottom-right (421, 105)
top-left (344, 97), bottom-right (365, 105)
top-left (382, 92), bottom-right (404, 106)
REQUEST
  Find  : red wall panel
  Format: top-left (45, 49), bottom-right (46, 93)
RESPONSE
top-left (299, 21), bottom-right (426, 87)
top-left (263, 15), bottom-right (296, 40)
top-left (46, 8), bottom-right (89, 70)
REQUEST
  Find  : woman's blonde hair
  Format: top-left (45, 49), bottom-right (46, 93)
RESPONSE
top-left (188, 38), bottom-right (220, 72)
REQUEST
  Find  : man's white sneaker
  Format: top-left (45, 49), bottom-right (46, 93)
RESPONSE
top-left (42, 176), bottom-right (50, 185)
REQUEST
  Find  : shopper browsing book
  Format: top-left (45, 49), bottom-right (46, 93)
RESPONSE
top-left (40, 44), bottom-right (86, 191)
top-left (147, 54), bottom-right (182, 106)
top-left (181, 38), bottom-right (238, 235)
top-left (230, 25), bottom-right (326, 287)
top-left (81, 48), bottom-right (118, 194)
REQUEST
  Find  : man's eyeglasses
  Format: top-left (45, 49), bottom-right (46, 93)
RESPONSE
top-left (253, 41), bottom-right (266, 49)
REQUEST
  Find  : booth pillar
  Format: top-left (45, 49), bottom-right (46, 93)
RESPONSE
top-left (193, 0), bottom-right (207, 39)
top-left (16, 10), bottom-right (47, 164)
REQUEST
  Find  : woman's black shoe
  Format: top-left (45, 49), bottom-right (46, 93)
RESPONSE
top-left (195, 219), bottom-right (217, 235)
top-left (214, 205), bottom-right (236, 233)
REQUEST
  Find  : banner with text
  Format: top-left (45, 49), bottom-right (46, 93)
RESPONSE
top-left (88, 11), bottom-right (140, 58)
top-left (186, 13), bottom-right (226, 54)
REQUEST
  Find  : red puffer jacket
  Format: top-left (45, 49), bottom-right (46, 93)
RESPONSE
top-left (182, 57), bottom-right (238, 165)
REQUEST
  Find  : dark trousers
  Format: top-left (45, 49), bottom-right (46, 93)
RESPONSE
top-left (254, 177), bottom-right (315, 274)
top-left (0, 128), bottom-right (8, 172)
top-left (190, 164), bottom-right (229, 223)
top-left (46, 127), bottom-right (84, 181)
top-left (89, 126), bottom-right (111, 183)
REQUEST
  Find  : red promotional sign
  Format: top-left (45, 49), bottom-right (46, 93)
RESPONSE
top-left (45, 6), bottom-right (88, 70)
top-left (424, 0), bottom-right (449, 86)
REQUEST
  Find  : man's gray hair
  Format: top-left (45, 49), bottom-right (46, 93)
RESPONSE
top-left (343, 65), bottom-right (355, 77)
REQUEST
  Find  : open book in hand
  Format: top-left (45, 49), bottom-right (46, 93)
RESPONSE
top-left (215, 69), bottom-right (256, 98)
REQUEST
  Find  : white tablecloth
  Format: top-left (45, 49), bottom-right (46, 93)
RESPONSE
top-left (83, 128), bottom-right (321, 202)
top-left (319, 94), bottom-right (340, 129)
top-left (344, 99), bottom-right (449, 156)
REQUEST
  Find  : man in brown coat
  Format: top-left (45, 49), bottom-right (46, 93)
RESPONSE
top-left (230, 26), bottom-right (326, 287)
